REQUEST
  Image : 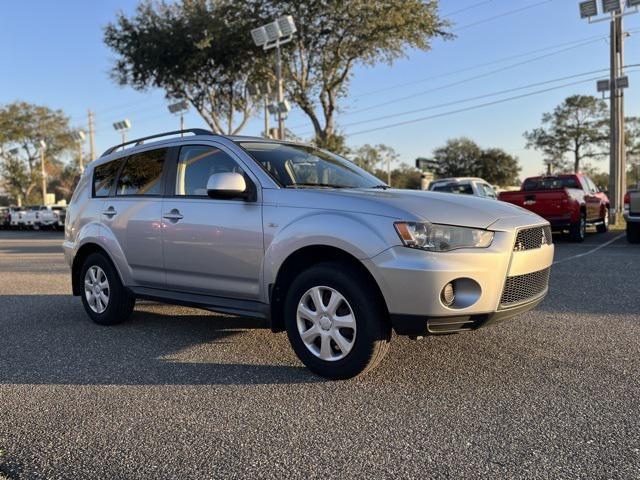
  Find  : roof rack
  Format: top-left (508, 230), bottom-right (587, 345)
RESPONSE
top-left (100, 128), bottom-right (215, 157)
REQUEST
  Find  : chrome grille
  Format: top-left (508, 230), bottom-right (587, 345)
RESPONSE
top-left (513, 226), bottom-right (552, 252)
top-left (500, 267), bottom-right (550, 308)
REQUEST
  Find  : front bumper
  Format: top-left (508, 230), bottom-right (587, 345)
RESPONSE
top-left (364, 219), bottom-right (553, 335)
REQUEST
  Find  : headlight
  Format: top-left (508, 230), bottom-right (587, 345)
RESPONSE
top-left (394, 222), bottom-right (494, 252)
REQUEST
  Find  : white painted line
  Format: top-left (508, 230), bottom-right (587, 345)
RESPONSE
top-left (553, 233), bottom-right (626, 265)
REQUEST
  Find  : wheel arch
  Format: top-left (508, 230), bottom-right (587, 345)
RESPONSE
top-left (268, 245), bottom-right (389, 332)
top-left (71, 243), bottom-right (123, 296)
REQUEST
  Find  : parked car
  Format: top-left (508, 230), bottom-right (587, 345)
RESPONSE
top-left (34, 205), bottom-right (66, 230)
top-left (428, 177), bottom-right (498, 199)
top-left (22, 206), bottom-right (42, 229)
top-left (624, 190), bottom-right (640, 243)
top-left (64, 130), bottom-right (554, 379)
top-left (9, 206), bottom-right (25, 228)
top-left (498, 173), bottom-right (609, 242)
top-left (0, 207), bottom-right (10, 228)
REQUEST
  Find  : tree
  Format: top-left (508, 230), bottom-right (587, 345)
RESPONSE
top-left (524, 95), bottom-right (608, 173)
top-left (432, 137), bottom-right (482, 178)
top-left (104, 0), bottom-right (270, 134)
top-left (477, 148), bottom-right (521, 187)
top-left (0, 102), bottom-right (73, 204)
top-left (245, 0), bottom-right (450, 148)
top-left (431, 138), bottom-right (520, 186)
top-left (626, 117), bottom-right (640, 187)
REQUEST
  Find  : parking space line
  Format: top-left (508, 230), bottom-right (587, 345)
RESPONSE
top-left (553, 233), bottom-right (626, 265)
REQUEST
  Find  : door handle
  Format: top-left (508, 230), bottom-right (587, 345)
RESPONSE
top-left (163, 209), bottom-right (183, 222)
top-left (102, 207), bottom-right (117, 217)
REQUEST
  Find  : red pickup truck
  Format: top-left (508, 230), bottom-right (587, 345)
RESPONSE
top-left (498, 173), bottom-right (609, 242)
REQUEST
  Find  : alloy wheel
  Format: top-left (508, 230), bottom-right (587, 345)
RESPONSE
top-left (296, 286), bottom-right (357, 361)
top-left (84, 266), bottom-right (110, 314)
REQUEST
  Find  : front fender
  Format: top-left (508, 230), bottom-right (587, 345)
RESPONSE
top-left (262, 210), bottom-right (397, 297)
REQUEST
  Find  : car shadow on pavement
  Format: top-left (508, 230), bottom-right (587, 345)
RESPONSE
top-left (0, 295), bottom-right (322, 386)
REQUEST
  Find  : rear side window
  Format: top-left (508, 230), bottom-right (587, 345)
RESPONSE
top-left (175, 145), bottom-right (245, 196)
top-left (93, 160), bottom-right (121, 197)
top-left (116, 148), bottom-right (167, 196)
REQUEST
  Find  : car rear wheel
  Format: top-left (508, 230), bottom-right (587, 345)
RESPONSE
top-left (80, 252), bottom-right (135, 326)
top-left (284, 262), bottom-right (391, 379)
top-left (627, 222), bottom-right (640, 244)
top-left (569, 213), bottom-right (586, 242)
top-left (596, 208), bottom-right (609, 233)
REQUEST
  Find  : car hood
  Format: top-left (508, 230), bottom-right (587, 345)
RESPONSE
top-left (270, 188), bottom-right (542, 229)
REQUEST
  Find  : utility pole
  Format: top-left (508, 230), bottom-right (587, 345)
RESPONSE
top-left (608, 17), bottom-right (619, 223)
top-left (88, 109), bottom-right (96, 163)
top-left (39, 140), bottom-right (47, 205)
top-left (579, 0), bottom-right (637, 224)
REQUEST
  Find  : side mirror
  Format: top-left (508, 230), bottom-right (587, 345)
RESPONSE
top-left (206, 172), bottom-right (248, 199)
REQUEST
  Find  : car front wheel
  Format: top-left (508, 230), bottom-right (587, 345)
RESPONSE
top-left (284, 262), bottom-right (391, 379)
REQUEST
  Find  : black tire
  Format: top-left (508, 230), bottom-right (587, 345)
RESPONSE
top-left (284, 262), bottom-right (391, 380)
top-left (627, 222), bottom-right (640, 244)
top-left (569, 213), bottom-right (586, 242)
top-left (596, 208), bottom-right (609, 233)
top-left (79, 252), bottom-right (135, 325)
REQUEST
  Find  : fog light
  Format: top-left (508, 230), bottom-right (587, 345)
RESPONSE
top-left (441, 282), bottom-right (455, 306)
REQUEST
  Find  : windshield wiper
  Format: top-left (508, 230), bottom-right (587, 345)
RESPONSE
top-left (370, 184), bottom-right (390, 189)
top-left (286, 183), bottom-right (349, 189)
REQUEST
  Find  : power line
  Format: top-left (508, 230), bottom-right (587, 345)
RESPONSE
top-left (294, 66), bottom-right (627, 136)
top-left (343, 37), bottom-right (606, 117)
top-left (351, 33), bottom-right (611, 99)
top-left (343, 69), bottom-right (640, 137)
top-left (442, 0), bottom-right (498, 18)
top-left (453, 0), bottom-right (554, 32)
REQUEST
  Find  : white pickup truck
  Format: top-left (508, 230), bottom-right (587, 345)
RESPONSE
top-left (24, 205), bottom-right (67, 230)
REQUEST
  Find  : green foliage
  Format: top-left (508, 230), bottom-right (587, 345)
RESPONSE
top-left (524, 95), bottom-right (608, 173)
top-left (241, 0), bottom-right (450, 144)
top-left (431, 137), bottom-right (520, 186)
top-left (0, 102), bottom-right (73, 204)
top-left (104, 0), bottom-right (270, 134)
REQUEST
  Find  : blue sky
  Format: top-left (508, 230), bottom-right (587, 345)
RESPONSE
top-left (1, 0), bottom-right (639, 179)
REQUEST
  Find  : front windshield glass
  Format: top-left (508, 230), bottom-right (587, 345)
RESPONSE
top-left (239, 142), bottom-right (383, 188)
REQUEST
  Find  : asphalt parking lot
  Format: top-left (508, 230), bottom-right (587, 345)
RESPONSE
top-left (0, 229), bottom-right (638, 479)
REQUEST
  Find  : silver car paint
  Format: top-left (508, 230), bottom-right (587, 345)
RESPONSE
top-left (64, 134), bottom-right (554, 319)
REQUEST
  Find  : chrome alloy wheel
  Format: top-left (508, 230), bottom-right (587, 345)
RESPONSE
top-left (296, 286), bottom-right (357, 361)
top-left (84, 266), bottom-right (110, 314)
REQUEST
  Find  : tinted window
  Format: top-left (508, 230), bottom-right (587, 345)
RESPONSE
top-left (176, 145), bottom-right (245, 196)
top-left (432, 183), bottom-right (474, 195)
top-left (93, 160), bottom-right (121, 197)
top-left (116, 149), bottom-right (167, 196)
top-left (240, 142), bottom-right (381, 188)
top-left (522, 176), bottom-right (579, 191)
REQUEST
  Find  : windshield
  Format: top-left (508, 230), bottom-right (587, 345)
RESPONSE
top-left (523, 176), bottom-right (579, 191)
top-left (431, 183), bottom-right (474, 195)
top-left (239, 142), bottom-right (383, 188)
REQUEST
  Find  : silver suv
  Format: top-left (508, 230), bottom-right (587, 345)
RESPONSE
top-left (64, 130), bottom-right (554, 379)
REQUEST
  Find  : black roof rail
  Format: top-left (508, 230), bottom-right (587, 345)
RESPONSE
top-left (100, 128), bottom-right (215, 157)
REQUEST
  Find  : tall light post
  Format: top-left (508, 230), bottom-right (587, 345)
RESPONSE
top-left (579, 0), bottom-right (638, 223)
top-left (251, 15), bottom-right (296, 140)
top-left (38, 139), bottom-right (47, 205)
top-left (71, 130), bottom-right (86, 172)
top-left (247, 83), bottom-right (272, 138)
top-left (113, 119), bottom-right (131, 144)
top-left (168, 100), bottom-right (189, 135)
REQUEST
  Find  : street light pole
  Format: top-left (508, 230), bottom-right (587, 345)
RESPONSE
top-left (275, 45), bottom-right (285, 140)
top-left (39, 140), bottom-right (47, 205)
top-left (579, 0), bottom-right (637, 224)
